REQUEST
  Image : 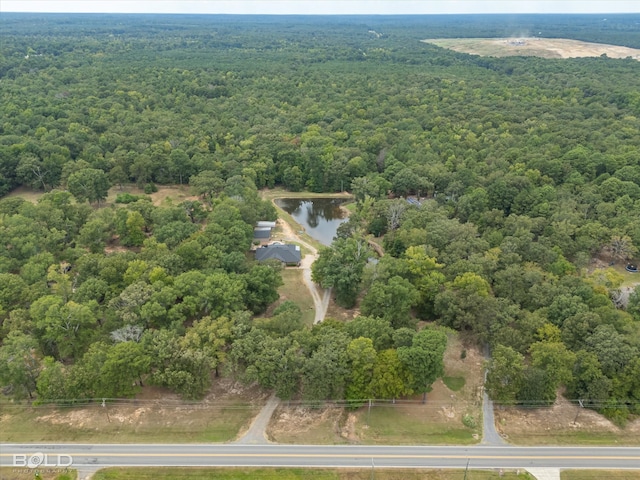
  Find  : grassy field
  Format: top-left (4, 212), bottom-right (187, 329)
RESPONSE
top-left (5, 184), bottom-right (196, 207)
top-left (612, 264), bottom-right (640, 287)
top-left (276, 268), bottom-right (316, 327)
top-left (4, 186), bottom-right (44, 203)
top-left (562, 471), bottom-right (640, 480)
top-left (259, 188), bottom-right (353, 201)
top-left (106, 184), bottom-right (196, 206)
top-left (355, 403), bottom-right (478, 445)
top-left (91, 467), bottom-right (533, 480)
top-left (0, 394), bottom-right (261, 443)
top-left (501, 429), bottom-right (640, 446)
top-left (0, 468), bottom-right (76, 480)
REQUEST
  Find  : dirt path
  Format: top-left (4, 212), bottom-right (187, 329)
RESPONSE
top-left (482, 345), bottom-right (508, 446)
top-left (234, 394), bottom-right (279, 444)
top-left (276, 217), bottom-right (331, 324)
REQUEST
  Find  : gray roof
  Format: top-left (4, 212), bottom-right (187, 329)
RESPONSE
top-left (253, 227), bottom-right (272, 239)
top-left (255, 244), bottom-right (301, 264)
top-left (256, 221), bottom-right (277, 228)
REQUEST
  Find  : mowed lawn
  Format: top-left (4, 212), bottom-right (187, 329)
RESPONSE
top-left (562, 471), bottom-right (640, 480)
top-left (277, 268), bottom-right (316, 327)
top-left (92, 467), bottom-right (534, 479)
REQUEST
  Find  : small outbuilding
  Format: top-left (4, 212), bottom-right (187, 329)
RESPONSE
top-left (256, 221), bottom-right (277, 228)
top-left (253, 221), bottom-right (277, 245)
top-left (253, 227), bottom-right (272, 241)
top-left (255, 244), bottom-right (301, 266)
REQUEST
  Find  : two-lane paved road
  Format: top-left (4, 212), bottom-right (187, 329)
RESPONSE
top-left (1, 444), bottom-right (639, 470)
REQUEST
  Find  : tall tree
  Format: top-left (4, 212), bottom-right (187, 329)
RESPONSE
top-left (345, 337), bottom-right (377, 407)
top-left (434, 272), bottom-right (498, 340)
top-left (369, 349), bottom-right (414, 401)
top-left (361, 276), bottom-right (419, 329)
top-left (67, 168), bottom-right (110, 206)
top-left (312, 236), bottom-right (370, 308)
top-left (397, 328), bottom-right (447, 402)
top-left (486, 344), bottom-right (525, 405)
top-left (566, 350), bottom-right (611, 409)
top-left (606, 234), bottom-right (637, 264)
top-left (35, 300), bottom-right (97, 360)
top-left (0, 331), bottom-right (41, 400)
top-left (344, 316), bottom-right (394, 351)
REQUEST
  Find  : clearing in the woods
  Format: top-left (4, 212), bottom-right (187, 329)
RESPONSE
top-left (423, 37), bottom-right (640, 60)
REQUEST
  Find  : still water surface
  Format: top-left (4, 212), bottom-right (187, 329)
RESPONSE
top-left (275, 198), bottom-right (348, 246)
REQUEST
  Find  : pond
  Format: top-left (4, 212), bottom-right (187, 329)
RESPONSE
top-left (275, 198), bottom-right (348, 246)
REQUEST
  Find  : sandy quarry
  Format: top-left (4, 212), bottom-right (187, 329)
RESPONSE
top-left (422, 37), bottom-right (640, 60)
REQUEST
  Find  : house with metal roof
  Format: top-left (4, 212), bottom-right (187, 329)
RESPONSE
top-left (255, 244), bottom-right (301, 266)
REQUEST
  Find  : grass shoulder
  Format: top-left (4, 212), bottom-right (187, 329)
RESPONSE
top-left (0, 381), bottom-right (263, 444)
top-left (561, 471), bottom-right (640, 480)
top-left (0, 468), bottom-right (76, 480)
top-left (495, 401), bottom-right (640, 446)
top-left (92, 467), bottom-right (533, 479)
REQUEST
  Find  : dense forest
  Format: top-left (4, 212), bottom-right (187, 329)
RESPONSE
top-left (1, 14), bottom-right (639, 424)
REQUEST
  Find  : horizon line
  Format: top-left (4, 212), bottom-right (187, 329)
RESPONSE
top-left (2, 11), bottom-right (639, 15)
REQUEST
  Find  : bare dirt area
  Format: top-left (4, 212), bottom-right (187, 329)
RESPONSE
top-left (423, 37), bottom-right (640, 60)
top-left (495, 395), bottom-right (640, 445)
top-left (0, 379), bottom-right (267, 443)
top-left (267, 404), bottom-right (350, 444)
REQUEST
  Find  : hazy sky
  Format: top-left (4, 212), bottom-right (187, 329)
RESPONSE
top-left (2, 1), bottom-right (639, 15)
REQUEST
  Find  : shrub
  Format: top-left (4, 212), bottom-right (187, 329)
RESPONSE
top-left (462, 413), bottom-right (477, 429)
top-left (144, 183), bottom-right (158, 194)
top-left (115, 192), bottom-right (148, 204)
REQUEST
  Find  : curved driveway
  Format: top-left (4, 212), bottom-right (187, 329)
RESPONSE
top-left (275, 217), bottom-right (330, 324)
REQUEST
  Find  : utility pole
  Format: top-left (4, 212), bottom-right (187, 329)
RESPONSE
top-left (463, 458), bottom-right (470, 480)
top-left (573, 399), bottom-right (584, 424)
top-left (370, 458), bottom-right (375, 480)
top-left (102, 398), bottom-right (111, 423)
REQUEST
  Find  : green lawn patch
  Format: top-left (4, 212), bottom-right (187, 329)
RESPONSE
top-left (278, 269), bottom-right (316, 327)
top-left (356, 404), bottom-right (478, 445)
top-left (443, 376), bottom-right (466, 392)
top-left (504, 429), bottom-right (640, 446)
top-left (342, 201), bottom-right (357, 213)
top-left (562, 471), bottom-right (640, 480)
top-left (92, 467), bottom-right (532, 480)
